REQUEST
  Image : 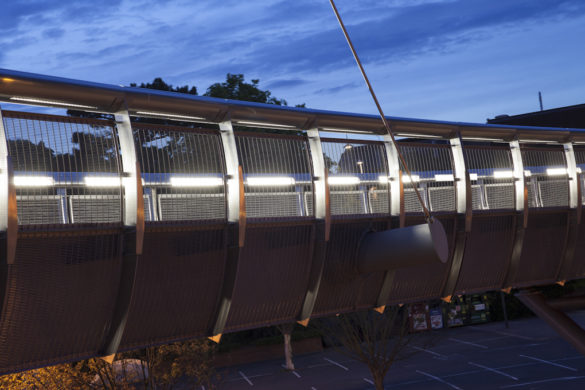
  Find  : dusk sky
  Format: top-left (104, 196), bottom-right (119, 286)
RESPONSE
top-left (1, 0), bottom-right (584, 123)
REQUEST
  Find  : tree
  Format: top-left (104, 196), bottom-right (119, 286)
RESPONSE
top-left (315, 307), bottom-right (414, 390)
top-left (205, 73), bottom-right (287, 105)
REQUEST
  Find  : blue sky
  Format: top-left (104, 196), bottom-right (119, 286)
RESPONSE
top-left (1, 0), bottom-right (584, 123)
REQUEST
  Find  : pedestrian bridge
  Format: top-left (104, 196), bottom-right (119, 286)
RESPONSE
top-left (0, 69), bottom-right (584, 374)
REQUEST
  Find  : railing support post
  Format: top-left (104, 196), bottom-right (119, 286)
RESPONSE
top-left (503, 139), bottom-right (526, 288)
top-left (372, 134), bottom-right (401, 310)
top-left (99, 107), bottom-right (143, 357)
top-left (441, 132), bottom-right (470, 300)
top-left (208, 119), bottom-right (244, 340)
top-left (556, 142), bottom-right (580, 282)
top-left (298, 128), bottom-right (329, 324)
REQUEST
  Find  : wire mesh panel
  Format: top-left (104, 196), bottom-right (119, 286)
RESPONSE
top-left (133, 123), bottom-right (226, 222)
top-left (2, 111), bottom-right (122, 226)
top-left (120, 228), bottom-right (226, 349)
top-left (398, 141), bottom-right (455, 213)
top-left (321, 139), bottom-right (389, 217)
top-left (224, 224), bottom-right (314, 331)
top-left (0, 234), bottom-right (122, 373)
top-left (463, 144), bottom-right (515, 211)
top-left (455, 215), bottom-right (515, 293)
top-left (521, 145), bottom-right (569, 208)
top-left (235, 133), bottom-right (312, 219)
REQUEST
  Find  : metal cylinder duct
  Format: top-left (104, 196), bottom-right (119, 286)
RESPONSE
top-left (357, 218), bottom-right (449, 274)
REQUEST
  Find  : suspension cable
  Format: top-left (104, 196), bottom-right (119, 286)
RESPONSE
top-left (328, 0), bottom-right (432, 221)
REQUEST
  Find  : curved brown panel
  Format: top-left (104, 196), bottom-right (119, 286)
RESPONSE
top-left (511, 211), bottom-right (568, 287)
top-left (0, 234), bottom-right (121, 374)
top-left (224, 224), bottom-right (314, 331)
top-left (454, 214), bottom-right (515, 294)
top-left (120, 228), bottom-right (225, 350)
top-left (564, 212), bottom-right (585, 281)
top-left (386, 216), bottom-right (455, 305)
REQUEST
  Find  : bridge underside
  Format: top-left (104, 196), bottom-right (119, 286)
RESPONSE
top-left (0, 70), bottom-right (584, 374)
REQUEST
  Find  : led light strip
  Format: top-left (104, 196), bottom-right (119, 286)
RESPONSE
top-left (10, 97), bottom-right (97, 109)
top-left (135, 111), bottom-right (205, 121)
top-left (170, 176), bottom-right (223, 187)
top-left (246, 176), bottom-right (296, 186)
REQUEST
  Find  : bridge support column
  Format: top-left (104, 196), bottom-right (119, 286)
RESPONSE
top-left (298, 128), bottom-right (330, 324)
top-left (503, 139), bottom-right (527, 288)
top-left (441, 131), bottom-right (471, 300)
top-left (372, 134), bottom-right (401, 309)
top-left (208, 119), bottom-right (245, 340)
top-left (556, 142), bottom-right (580, 282)
top-left (99, 107), bottom-right (144, 357)
top-left (516, 290), bottom-right (585, 356)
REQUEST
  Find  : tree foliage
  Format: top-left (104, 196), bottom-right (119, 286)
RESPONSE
top-left (0, 339), bottom-right (218, 390)
top-left (204, 73), bottom-right (286, 105)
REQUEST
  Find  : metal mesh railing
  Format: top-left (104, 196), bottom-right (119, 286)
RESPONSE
top-left (463, 144), bottom-right (515, 210)
top-left (398, 141), bottom-right (455, 213)
top-left (236, 133), bottom-right (312, 219)
top-left (2, 111), bottom-right (122, 226)
top-left (133, 123), bottom-right (226, 222)
top-left (321, 139), bottom-right (389, 216)
top-left (521, 145), bottom-right (568, 208)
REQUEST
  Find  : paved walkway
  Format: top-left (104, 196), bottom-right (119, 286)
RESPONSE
top-left (216, 311), bottom-right (585, 389)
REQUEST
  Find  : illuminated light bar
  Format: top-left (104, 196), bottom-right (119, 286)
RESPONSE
top-left (135, 111), bottom-right (205, 121)
top-left (524, 170), bottom-right (532, 177)
top-left (378, 175), bottom-right (389, 183)
top-left (236, 121), bottom-right (296, 129)
top-left (493, 170), bottom-right (515, 179)
top-left (461, 136), bottom-right (505, 142)
top-left (10, 96), bottom-right (97, 109)
top-left (13, 175), bottom-right (54, 187)
top-left (247, 176), bottom-right (296, 186)
top-left (344, 144), bottom-right (353, 150)
top-left (396, 132), bottom-right (443, 139)
top-left (469, 173), bottom-right (478, 181)
top-left (170, 176), bottom-right (223, 187)
top-left (577, 167), bottom-right (583, 174)
top-left (328, 176), bottom-right (360, 185)
top-left (546, 168), bottom-right (568, 176)
top-left (84, 176), bottom-right (122, 187)
top-left (402, 175), bottom-right (420, 183)
top-left (434, 174), bottom-right (454, 182)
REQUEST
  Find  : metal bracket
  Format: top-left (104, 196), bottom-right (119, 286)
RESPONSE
top-left (298, 128), bottom-right (329, 322)
top-left (209, 120), bottom-right (244, 338)
top-left (441, 133), bottom-right (470, 299)
top-left (503, 139), bottom-right (526, 288)
top-left (99, 107), bottom-right (142, 356)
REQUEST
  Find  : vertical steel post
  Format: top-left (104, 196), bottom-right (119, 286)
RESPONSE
top-left (373, 134), bottom-right (401, 310)
top-left (441, 132), bottom-right (470, 300)
top-left (503, 139), bottom-right (526, 288)
top-left (556, 142), bottom-right (580, 282)
top-left (298, 128), bottom-right (329, 323)
top-left (208, 119), bottom-right (244, 339)
top-left (0, 107), bottom-right (17, 334)
top-left (0, 108), bottom-right (16, 265)
top-left (99, 107), bottom-right (143, 357)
